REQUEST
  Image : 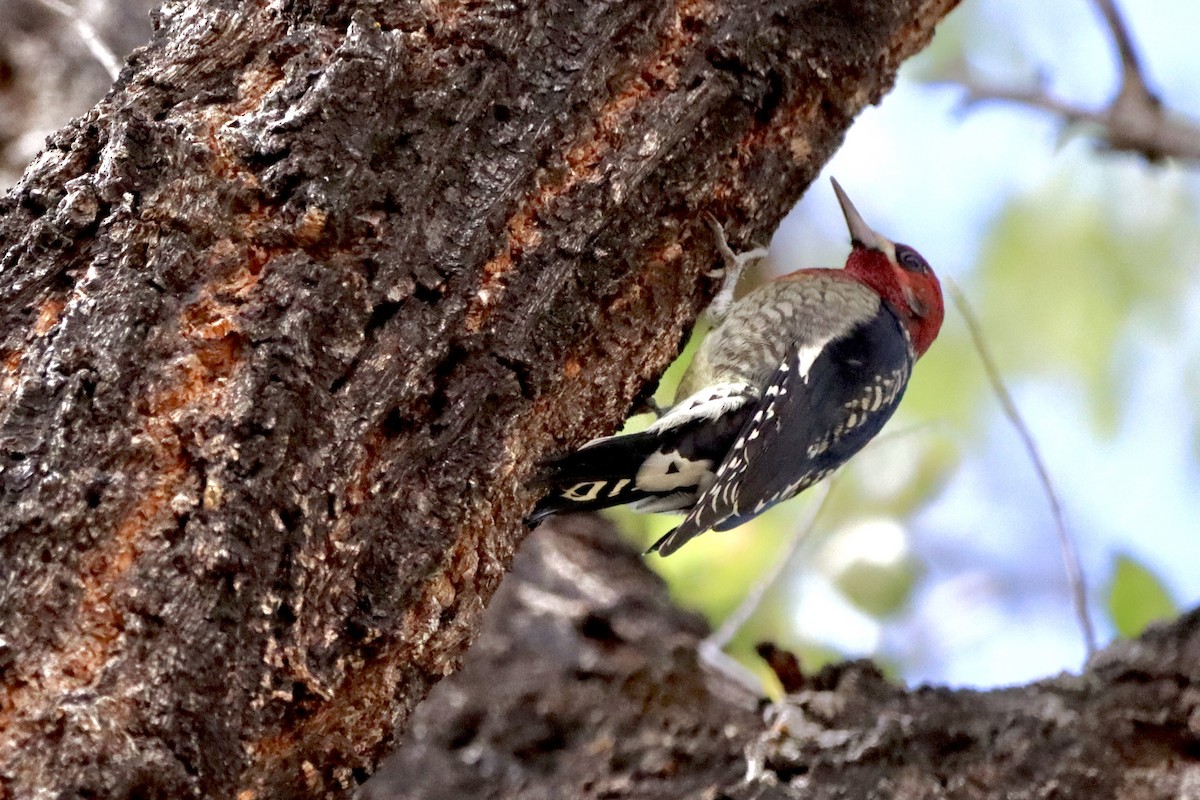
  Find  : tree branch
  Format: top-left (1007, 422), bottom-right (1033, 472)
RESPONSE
top-left (1091, 0), bottom-right (1145, 86)
top-left (948, 0), bottom-right (1200, 162)
top-left (948, 281), bottom-right (1096, 658)
top-left (366, 516), bottom-right (1200, 800)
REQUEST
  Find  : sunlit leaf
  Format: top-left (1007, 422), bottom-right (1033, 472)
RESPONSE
top-left (1105, 553), bottom-right (1178, 638)
top-left (821, 518), bottom-right (921, 618)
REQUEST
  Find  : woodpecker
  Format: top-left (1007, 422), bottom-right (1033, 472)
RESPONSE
top-left (527, 178), bottom-right (944, 556)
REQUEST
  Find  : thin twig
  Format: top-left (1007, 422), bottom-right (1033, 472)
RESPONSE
top-left (1091, 0), bottom-right (1144, 81)
top-left (945, 0), bottom-right (1200, 162)
top-left (35, 0), bottom-right (121, 81)
top-left (704, 482), bottom-right (834, 654)
top-left (948, 280), bottom-right (1097, 658)
top-left (952, 76), bottom-right (1200, 162)
top-left (698, 481), bottom-right (834, 694)
top-left (956, 82), bottom-right (1105, 127)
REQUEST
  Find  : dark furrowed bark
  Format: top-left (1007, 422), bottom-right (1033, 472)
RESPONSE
top-left (0, 0), bottom-right (957, 796)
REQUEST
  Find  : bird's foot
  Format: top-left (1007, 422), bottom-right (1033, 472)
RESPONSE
top-left (643, 397), bottom-right (667, 419)
top-left (703, 213), bottom-right (767, 324)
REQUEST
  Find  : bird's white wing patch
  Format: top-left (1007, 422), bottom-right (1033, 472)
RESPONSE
top-left (635, 449), bottom-right (714, 492)
top-left (646, 382), bottom-right (754, 434)
top-left (794, 336), bottom-right (833, 383)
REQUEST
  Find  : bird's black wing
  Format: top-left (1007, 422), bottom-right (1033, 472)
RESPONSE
top-left (650, 306), bottom-right (912, 555)
top-left (525, 394), bottom-right (756, 526)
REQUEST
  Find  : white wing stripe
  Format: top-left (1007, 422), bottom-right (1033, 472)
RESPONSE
top-left (646, 382), bottom-right (754, 434)
top-left (795, 337), bottom-right (833, 383)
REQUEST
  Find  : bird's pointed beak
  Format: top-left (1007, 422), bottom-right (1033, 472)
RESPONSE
top-left (831, 177), bottom-right (889, 253)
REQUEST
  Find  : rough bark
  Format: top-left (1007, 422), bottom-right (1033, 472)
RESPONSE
top-left (367, 517), bottom-right (1200, 800)
top-left (363, 516), bottom-right (765, 800)
top-left (0, 0), bottom-right (958, 796)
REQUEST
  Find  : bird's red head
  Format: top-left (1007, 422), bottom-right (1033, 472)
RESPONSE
top-left (831, 178), bottom-right (944, 357)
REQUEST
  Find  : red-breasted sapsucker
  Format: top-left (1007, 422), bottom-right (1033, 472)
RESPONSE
top-left (527, 178), bottom-right (945, 556)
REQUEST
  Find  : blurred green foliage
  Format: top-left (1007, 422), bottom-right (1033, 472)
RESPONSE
top-left (976, 172), bottom-right (1195, 433)
top-left (1105, 554), bottom-right (1178, 638)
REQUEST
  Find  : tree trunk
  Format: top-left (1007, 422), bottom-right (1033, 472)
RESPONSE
top-left (0, 0), bottom-right (957, 796)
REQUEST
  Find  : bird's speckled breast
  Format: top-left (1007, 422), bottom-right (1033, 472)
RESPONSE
top-left (675, 271), bottom-right (880, 401)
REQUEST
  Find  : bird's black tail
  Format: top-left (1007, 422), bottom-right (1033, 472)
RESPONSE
top-left (645, 526), bottom-right (687, 556)
top-left (525, 431), bottom-right (665, 526)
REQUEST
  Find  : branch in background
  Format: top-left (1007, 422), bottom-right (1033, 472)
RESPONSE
top-left (947, 0), bottom-right (1200, 163)
top-left (371, 514), bottom-right (1200, 799)
top-left (948, 280), bottom-right (1098, 659)
top-left (1091, 0), bottom-right (1143, 80)
top-left (33, 0), bottom-right (121, 80)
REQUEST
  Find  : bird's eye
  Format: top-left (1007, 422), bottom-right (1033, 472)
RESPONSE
top-left (895, 245), bottom-right (928, 273)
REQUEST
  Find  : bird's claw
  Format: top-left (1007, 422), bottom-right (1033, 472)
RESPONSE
top-left (703, 213), bottom-right (767, 324)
